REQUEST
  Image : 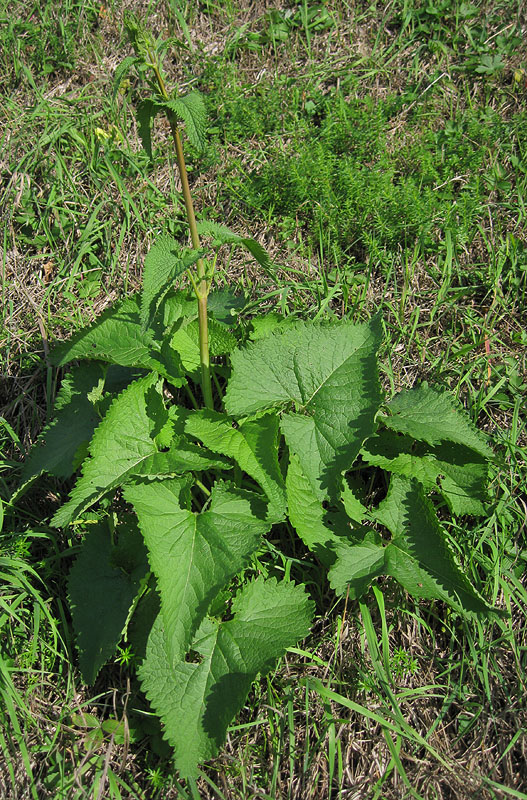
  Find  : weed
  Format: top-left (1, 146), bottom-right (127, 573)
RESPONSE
top-left (2, 1), bottom-right (526, 797)
top-left (16, 19), bottom-right (507, 788)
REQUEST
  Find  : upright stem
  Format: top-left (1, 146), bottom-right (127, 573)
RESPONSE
top-left (171, 123), bottom-right (213, 410)
top-left (150, 56), bottom-right (213, 410)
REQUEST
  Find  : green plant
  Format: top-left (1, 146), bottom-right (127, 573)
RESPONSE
top-left (20, 17), bottom-right (505, 787)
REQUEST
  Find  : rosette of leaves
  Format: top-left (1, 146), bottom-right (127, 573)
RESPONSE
top-left (22, 234), bottom-right (502, 779)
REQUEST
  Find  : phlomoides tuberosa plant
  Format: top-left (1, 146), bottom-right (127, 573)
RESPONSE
top-left (21, 16), bottom-right (503, 784)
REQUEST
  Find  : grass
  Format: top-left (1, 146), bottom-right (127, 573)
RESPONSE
top-left (1, 0), bottom-right (527, 796)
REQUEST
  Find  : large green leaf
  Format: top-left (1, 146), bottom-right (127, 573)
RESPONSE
top-left (377, 475), bottom-right (496, 615)
top-left (22, 364), bottom-right (104, 481)
top-left (225, 317), bottom-right (383, 498)
top-left (186, 409), bottom-right (286, 522)
top-left (361, 429), bottom-right (489, 515)
top-left (340, 482), bottom-right (368, 523)
top-left (328, 475), bottom-right (499, 613)
top-left (437, 448), bottom-right (489, 515)
top-left (124, 480), bottom-right (269, 663)
top-left (380, 384), bottom-right (494, 460)
top-left (52, 374), bottom-right (167, 527)
top-left (140, 237), bottom-right (203, 331)
top-left (139, 577), bottom-right (313, 777)
top-left (68, 519), bottom-right (148, 683)
top-left (286, 456), bottom-right (383, 596)
top-left (50, 295), bottom-right (185, 385)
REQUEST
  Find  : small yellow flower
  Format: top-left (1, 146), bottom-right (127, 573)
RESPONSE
top-left (94, 126), bottom-right (110, 141)
top-left (94, 125), bottom-right (123, 143)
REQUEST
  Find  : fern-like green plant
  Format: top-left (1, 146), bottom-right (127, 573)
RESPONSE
top-left (21, 17), bottom-right (503, 786)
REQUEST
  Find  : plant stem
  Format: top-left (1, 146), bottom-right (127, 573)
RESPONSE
top-left (171, 124), bottom-right (213, 409)
top-left (149, 54), bottom-right (213, 410)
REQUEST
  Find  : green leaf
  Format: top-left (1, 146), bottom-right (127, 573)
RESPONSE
top-left (161, 91), bottom-right (207, 151)
top-left (286, 452), bottom-right (345, 565)
top-left (68, 520), bottom-right (147, 683)
top-left (225, 317), bottom-right (383, 498)
top-left (341, 482), bottom-right (368, 523)
top-left (139, 576), bottom-right (313, 777)
top-left (208, 318), bottom-right (238, 356)
top-left (376, 475), bottom-right (496, 616)
top-left (136, 99), bottom-right (159, 160)
top-left (52, 374), bottom-right (166, 527)
top-left (112, 56), bottom-right (137, 102)
top-left (380, 384), bottom-right (494, 460)
top-left (101, 718), bottom-right (126, 742)
top-left (186, 409), bottom-right (286, 522)
top-left (50, 295), bottom-right (185, 385)
top-left (22, 364), bottom-right (105, 481)
top-left (361, 430), bottom-right (489, 515)
top-left (129, 438), bottom-right (231, 479)
top-left (170, 317), bottom-right (237, 378)
top-left (196, 221), bottom-right (270, 269)
top-left (127, 587), bottom-right (160, 662)
top-left (124, 480), bottom-right (270, 664)
top-left (361, 429), bottom-right (439, 488)
top-left (328, 530), bottom-right (385, 598)
top-left (71, 712), bottom-right (99, 729)
top-left (168, 322), bottom-right (200, 374)
top-left (141, 238), bottom-right (203, 331)
top-left (110, 514), bottom-right (151, 581)
top-left (249, 313), bottom-right (297, 341)
top-left (207, 288), bottom-right (246, 325)
top-left (287, 454), bottom-right (380, 593)
top-left (158, 290), bottom-right (199, 331)
top-left (436, 445), bottom-right (489, 515)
